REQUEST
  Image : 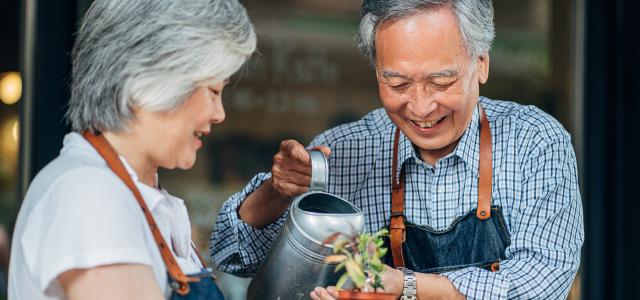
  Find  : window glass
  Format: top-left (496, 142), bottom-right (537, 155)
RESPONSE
top-left (0, 1), bottom-right (579, 299)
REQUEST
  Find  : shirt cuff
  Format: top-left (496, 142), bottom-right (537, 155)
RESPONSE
top-left (443, 267), bottom-right (509, 300)
top-left (213, 172), bottom-right (289, 276)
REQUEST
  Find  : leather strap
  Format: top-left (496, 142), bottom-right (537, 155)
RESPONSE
top-left (83, 132), bottom-right (197, 295)
top-left (390, 128), bottom-right (406, 268)
top-left (477, 105), bottom-right (493, 220)
top-left (389, 104), bottom-right (493, 268)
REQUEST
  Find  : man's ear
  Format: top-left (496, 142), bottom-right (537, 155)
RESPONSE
top-left (477, 54), bottom-right (490, 84)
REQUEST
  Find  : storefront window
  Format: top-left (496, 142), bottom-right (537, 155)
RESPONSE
top-left (0, 0), bottom-right (21, 297)
top-left (0, 1), bottom-right (580, 299)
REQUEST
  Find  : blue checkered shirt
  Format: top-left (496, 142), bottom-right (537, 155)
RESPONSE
top-left (211, 97), bottom-right (584, 299)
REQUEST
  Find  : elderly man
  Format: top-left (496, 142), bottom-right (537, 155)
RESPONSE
top-left (211, 0), bottom-right (584, 299)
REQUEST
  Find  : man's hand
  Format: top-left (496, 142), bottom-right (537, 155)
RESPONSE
top-left (269, 139), bottom-right (331, 199)
top-left (237, 139), bottom-right (331, 229)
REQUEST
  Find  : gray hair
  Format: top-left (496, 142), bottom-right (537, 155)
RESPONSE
top-left (67, 0), bottom-right (256, 133)
top-left (357, 0), bottom-right (494, 65)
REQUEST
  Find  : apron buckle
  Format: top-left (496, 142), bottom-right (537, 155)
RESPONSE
top-left (391, 211), bottom-right (404, 218)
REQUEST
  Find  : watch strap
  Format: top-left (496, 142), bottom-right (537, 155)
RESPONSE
top-left (398, 267), bottom-right (417, 300)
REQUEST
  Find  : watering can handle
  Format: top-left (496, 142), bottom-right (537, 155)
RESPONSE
top-left (308, 150), bottom-right (328, 191)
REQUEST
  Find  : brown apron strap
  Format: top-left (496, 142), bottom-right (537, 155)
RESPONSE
top-left (390, 128), bottom-right (406, 268)
top-left (388, 104), bottom-right (493, 268)
top-left (83, 132), bottom-right (196, 295)
top-left (477, 105), bottom-right (492, 220)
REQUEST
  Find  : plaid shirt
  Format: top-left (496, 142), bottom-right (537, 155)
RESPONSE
top-left (211, 97), bottom-right (584, 299)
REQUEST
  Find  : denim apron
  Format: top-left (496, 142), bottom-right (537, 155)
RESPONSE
top-left (168, 268), bottom-right (224, 300)
top-left (84, 132), bottom-right (224, 299)
top-left (382, 105), bottom-right (511, 274)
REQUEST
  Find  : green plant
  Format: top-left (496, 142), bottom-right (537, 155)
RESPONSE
top-left (323, 229), bottom-right (389, 292)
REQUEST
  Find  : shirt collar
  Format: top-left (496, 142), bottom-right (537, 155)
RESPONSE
top-left (394, 129), bottom-right (420, 181)
top-left (118, 156), bottom-right (165, 211)
top-left (393, 102), bottom-right (482, 178)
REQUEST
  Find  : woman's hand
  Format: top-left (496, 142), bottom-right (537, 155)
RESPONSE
top-left (310, 286), bottom-right (339, 300)
top-left (310, 265), bottom-right (403, 300)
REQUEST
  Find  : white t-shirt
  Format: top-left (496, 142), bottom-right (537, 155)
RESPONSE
top-left (8, 132), bottom-right (204, 299)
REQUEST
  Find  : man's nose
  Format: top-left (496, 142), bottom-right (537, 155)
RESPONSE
top-left (409, 84), bottom-right (438, 118)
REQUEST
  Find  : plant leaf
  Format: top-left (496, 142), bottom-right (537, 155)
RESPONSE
top-left (335, 261), bottom-right (346, 272)
top-left (345, 258), bottom-right (366, 288)
top-left (325, 255), bottom-right (346, 264)
top-left (336, 273), bottom-right (349, 289)
top-left (322, 232), bottom-right (342, 246)
top-left (379, 247), bottom-right (388, 258)
top-left (373, 274), bottom-right (385, 291)
top-left (370, 261), bottom-right (384, 273)
top-left (366, 241), bottom-right (377, 257)
top-left (333, 239), bottom-right (350, 252)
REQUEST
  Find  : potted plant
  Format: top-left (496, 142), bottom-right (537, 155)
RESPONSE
top-left (323, 229), bottom-right (396, 300)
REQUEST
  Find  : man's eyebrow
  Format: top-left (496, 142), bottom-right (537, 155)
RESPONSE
top-left (428, 69), bottom-right (459, 78)
top-left (380, 69), bottom-right (460, 80)
top-left (380, 70), bottom-right (410, 79)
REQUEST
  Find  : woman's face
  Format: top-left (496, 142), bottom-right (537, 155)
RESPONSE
top-left (133, 81), bottom-right (227, 171)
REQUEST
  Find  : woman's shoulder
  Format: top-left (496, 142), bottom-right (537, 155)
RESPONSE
top-left (20, 152), bottom-right (142, 238)
top-left (28, 154), bottom-right (130, 205)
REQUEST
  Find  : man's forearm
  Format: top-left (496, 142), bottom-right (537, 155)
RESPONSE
top-left (237, 178), bottom-right (292, 229)
top-left (384, 267), bottom-right (465, 299)
top-left (416, 273), bottom-right (466, 300)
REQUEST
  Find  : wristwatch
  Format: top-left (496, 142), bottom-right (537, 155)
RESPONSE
top-left (398, 267), bottom-right (417, 300)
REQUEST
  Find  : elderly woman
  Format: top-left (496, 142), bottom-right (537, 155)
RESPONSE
top-left (8, 0), bottom-right (255, 299)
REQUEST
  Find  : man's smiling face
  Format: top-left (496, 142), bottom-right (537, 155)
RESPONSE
top-left (375, 7), bottom-right (489, 164)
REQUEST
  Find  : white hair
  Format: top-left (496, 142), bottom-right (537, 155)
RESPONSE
top-left (67, 0), bottom-right (257, 133)
top-left (357, 0), bottom-right (495, 65)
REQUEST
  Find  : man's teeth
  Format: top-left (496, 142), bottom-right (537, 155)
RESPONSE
top-left (194, 132), bottom-right (203, 138)
top-left (415, 117), bottom-right (443, 128)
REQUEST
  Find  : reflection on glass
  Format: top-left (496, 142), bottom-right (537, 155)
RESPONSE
top-left (0, 99), bottom-right (19, 300)
top-left (11, 121), bottom-right (18, 144)
top-left (0, 72), bottom-right (21, 105)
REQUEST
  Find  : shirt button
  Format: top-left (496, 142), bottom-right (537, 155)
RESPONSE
top-left (438, 186), bottom-right (445, 193)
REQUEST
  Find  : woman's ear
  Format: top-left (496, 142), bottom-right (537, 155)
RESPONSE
top-left (477, 54), bottom-right (490, 84)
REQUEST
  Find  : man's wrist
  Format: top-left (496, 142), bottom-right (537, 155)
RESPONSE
top-left (398, 267), bottom-right (417, 300)
top-left (237, 178), bottom-right (290, 228)
top-left (263, 178), bottom-right (289, 203)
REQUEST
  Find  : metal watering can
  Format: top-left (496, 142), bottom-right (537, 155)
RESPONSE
top-left (247, 151), bottom-right (365, 300)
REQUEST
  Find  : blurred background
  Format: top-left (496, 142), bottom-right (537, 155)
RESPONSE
top-left (1, 0), bottom-right (638, 299)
